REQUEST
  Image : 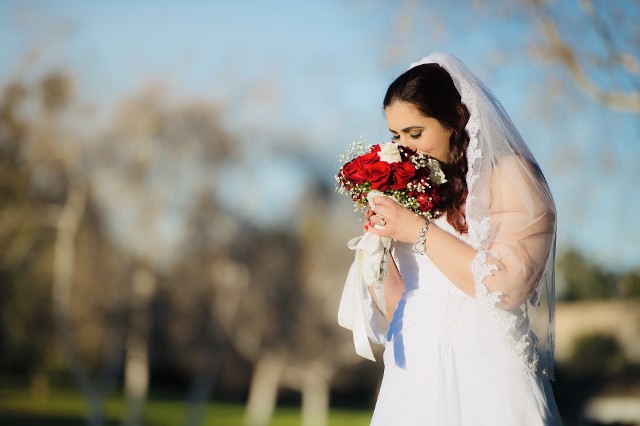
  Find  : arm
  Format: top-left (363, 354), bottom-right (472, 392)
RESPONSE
top-left (383, 251), bottom-right (405, 320)
top-left (367, 156), bottom-right (555, 309)
top-left (363, 211), bottom-right (405, 320)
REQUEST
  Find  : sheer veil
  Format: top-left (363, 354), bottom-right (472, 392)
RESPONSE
top-left (408, 52), bottom-right (557, 378)
top-left (409, 52), bottom-right (556, 378)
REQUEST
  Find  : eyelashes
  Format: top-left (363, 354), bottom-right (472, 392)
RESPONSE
top-left (391, 132), bottom-right (422, 140)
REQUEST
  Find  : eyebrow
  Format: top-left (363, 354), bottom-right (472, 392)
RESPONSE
top-left (389, 126), bottom-right (424, 133)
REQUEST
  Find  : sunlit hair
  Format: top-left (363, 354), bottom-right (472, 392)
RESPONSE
top-left (383, 63), bottom-right (470, 233)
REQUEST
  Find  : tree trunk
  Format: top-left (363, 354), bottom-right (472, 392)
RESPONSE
top-left (122, 266), bottom-right (156, 426)
top-left (52, 183), bottom-right (105, 426)
top-left (183, 349), bottom-right (218, 426)
top-left (301, 363), bottom-right (330, 426)
top-left (244, 354), bottom-right (285, 426)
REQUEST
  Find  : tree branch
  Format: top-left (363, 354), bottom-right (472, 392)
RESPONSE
top-left (534, 2), bottom-right (640, 112)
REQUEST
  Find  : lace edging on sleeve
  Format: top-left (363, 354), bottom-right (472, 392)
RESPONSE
top-left (471, 250), bottom-right (501, 309)
top-left (470, 250), bottom-right (549, 377)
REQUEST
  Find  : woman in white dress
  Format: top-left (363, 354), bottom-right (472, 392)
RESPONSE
top-left (358, 53), bottom-right (562, 425)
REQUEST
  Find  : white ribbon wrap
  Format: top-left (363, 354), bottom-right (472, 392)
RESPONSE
top-left (338, 191), bottom-right (392, 361)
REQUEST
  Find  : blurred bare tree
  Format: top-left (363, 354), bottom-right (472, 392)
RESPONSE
top-left (1, 69), bottom-right (243, 426)
top-left (0, 80), bottom-right (59, 397)
top-left (392, 0), bottom-right (640, 114)
top-left (93, 86), bottom-right (235, 426)
top-left (209, 165), bottom-right (371, 426)
top-left (165, 191), bottom-right (245, 426)
top-left (0, 71), bottom-right (116, 426)
top-left (528, 0), bottom-right (640, 113)
top-left (1, 63), bottom-right (377, 426)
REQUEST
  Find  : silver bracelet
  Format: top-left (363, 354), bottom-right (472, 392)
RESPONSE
top-left (414, 220), bottom-right (429, 255)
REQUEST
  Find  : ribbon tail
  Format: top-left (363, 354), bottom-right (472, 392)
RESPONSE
top-left (349, 232), bottom-right (392, 316)
top-left (338, 231), bottom-right (394, 361)
top-left (338, 256), bottom-right (376, 361)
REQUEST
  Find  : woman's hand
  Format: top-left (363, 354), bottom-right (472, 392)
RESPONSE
top-left (365, 196), bottom-right (427, 244)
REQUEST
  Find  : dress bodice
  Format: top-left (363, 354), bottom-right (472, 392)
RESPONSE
top-left (391, 241), bottom-right (447, 294)
top-left (391, 216), bottom-right (470, 298)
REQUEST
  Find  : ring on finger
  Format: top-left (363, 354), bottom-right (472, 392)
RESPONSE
top-left (380, 216), bottom-right (386, 226)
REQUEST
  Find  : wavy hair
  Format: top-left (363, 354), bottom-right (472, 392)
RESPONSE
top-left (383, 63), bottom-right (470, 233)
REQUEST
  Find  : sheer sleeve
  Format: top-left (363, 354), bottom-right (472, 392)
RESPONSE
top-left (472, 155), bottom-right (556, 310)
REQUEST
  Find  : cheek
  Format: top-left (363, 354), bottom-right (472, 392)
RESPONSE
top-left (416, 134), bottom-right (434, 148)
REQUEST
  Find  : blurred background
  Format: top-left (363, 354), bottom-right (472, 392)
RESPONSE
top-left (1, 1), bottom-right (639, 425)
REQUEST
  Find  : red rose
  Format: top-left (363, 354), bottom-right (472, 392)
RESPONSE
top-left (341, 159), bottom-right (368, 184)
top-left (359, 150), bottom-right (380, 166)
top-left (369, 161), bottom-right (392, 190)
top-left (339, 146), bottom-right (382, 184)
top-left (416, 193), bottom-right (434, 212)
top-left (391, 161), bottom-right (416, 190)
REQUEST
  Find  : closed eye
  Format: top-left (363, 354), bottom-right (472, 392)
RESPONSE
top-left (410, 132), bottom-right (422, 139)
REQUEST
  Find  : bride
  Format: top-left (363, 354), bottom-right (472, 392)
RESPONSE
top-left (340, 52), bottom-right (563, 425)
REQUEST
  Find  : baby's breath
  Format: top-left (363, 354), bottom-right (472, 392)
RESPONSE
top-left (338, 136), bottom-right (369, 164)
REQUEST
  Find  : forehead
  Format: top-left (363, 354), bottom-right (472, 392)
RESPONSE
top-left (385, 101), bottom-right (435, 129)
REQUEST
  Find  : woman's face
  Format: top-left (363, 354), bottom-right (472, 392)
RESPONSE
top-left (385, 101), bottom-right (451, 163)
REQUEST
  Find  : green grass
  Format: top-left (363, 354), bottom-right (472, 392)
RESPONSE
top-left (0, 387), bottom-right (371, 426)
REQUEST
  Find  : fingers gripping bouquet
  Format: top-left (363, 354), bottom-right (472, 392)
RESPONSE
top-left (336, 139), bottom-right (446, 361)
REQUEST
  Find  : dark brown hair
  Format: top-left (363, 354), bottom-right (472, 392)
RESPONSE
top-left (383, 63), bottom-right (469, 233)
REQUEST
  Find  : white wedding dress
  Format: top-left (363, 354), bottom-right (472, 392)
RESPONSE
top-left (370, 217), bottom-right (562, 425)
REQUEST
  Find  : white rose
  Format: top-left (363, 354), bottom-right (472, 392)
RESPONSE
top-left (378, 142), bottom-right (402, 163)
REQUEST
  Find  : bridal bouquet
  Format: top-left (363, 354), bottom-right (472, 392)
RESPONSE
top-left (336, 139), bottom-right (447, 220)
top-left (336, 139), bottom-right (447, 362)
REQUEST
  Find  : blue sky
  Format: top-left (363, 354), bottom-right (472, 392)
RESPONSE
top-left (1, 0), bottom-right (639, 271)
